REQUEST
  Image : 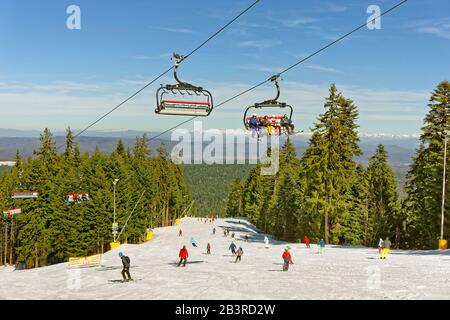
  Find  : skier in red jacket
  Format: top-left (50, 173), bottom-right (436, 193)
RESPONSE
top-left (282, 247), bottom-right (293, 271)
top-left (303, 236), bottom-right (311, 248)
top-left (178, 245), bottom-right (189, 267)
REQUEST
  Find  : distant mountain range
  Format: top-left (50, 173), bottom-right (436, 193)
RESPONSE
top-left (0, 128), bottom-right (419, 176)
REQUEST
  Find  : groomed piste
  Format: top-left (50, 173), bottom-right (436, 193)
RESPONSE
top-left (0, 218), bottom-right (449, 300)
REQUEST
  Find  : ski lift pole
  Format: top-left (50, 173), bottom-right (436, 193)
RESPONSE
top-left (116, 189), bottom-right (146, 242)
top-left (183, 200), bottom-right (195, 217)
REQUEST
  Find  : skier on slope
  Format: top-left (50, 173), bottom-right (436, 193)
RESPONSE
top-left (264, 236), bottom-right (269, 249)
top-left (178, 245), bottom-right (189, 267)
top-left (206, 243), bottom-right (211, 254)
top-left (381, 237), bottom-right (391, 259)
top-left (235, 247), bottom-right (243, 263)
top-left (282, 247), bottom-right (293, 271)
top-left (378, 238), bottom-right (384, 254)
top-left (119, 252), bottom-right (133, 281)
top-left (213, 227), bottom-right (216, 235)
top-left (179, 229), bottom-right (183, 237)
top-left (303, 236), bottom-right (311, 248)
top-left (190, 237), bottom-right (197, 247)
top-left (229, 242), bottom-right (237, 255)
top-left (318, 239), bottom-right (325, 254)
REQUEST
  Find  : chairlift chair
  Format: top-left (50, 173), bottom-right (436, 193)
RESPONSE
top-left (243, 75), bottom-right (295, 136)
top-left (155, 53), bottom-right (213, 116)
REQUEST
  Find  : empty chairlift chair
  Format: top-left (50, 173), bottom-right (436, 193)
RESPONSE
top-left (155, 53), bottom-right (213, 116)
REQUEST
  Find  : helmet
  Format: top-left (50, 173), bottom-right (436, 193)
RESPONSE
top-left (252, 113), bottom-right (257, 116)
top-left (118, 252), bottom-right (124, 257)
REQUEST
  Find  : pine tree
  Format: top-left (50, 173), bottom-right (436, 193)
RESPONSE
top-left (404, 80), bottom-right (450, 248)
top-left (300, 84), bottom-right (362, 244)
top-left (365, 144), bottom-right (401, 247)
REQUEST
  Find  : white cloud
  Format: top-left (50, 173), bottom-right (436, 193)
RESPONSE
top-left (405, 18), bottom-right (450, 40)
top-left (267, 14), bottom-right (318, 28)
top-left (325, 2), bottom-right (347, 13)
top-left (417, 27), bottom-right (450, 40)
top-left (237, 40), bottom-right (281, 49)
top-left (304, 64), bottom-right (340, 73)
top-left (151, 26), bottom-right (192, 33)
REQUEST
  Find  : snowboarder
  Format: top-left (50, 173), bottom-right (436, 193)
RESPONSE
top-left (119, 252), bottom-right (132, 281)
top-left (178, 245), bottom-right (189, 267)
top-left (190, 237), bottom-right (197, 247)
top-left (264, 236), bottom-right (269, 249)
top-left (213, 227), bottom-right (216, 235)
top-left (235, 247), bottom-right (243, 263)
top-left (206, 243), bottom-right (211, 254)
top-left (378, 238), bottom-right (384, 254)
top-left (179, 229), bottom-right (183, 237)
top-left (229, 242), bottom-right (237, 255)
top-left (282, 248), bottom-right (293, 271)
top-left (318, 239), bottom-right (325, 254)
top-left (303, 236), bottom-right (311, 248)
top-left (381, 237), bottom-right (391, 259)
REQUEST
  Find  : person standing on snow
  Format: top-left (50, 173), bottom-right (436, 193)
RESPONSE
top-left (235, 247), bottom-right (243, 263)
top-left (282, 248), bottom-right (293, 271)
top-left (179, 229), bottom-right (183, 237)
top-left (223, 229), bottom-right (227, 237)
top-left (206, 243), bottom-right (211, 254)
top-left (229, 242), bottom-right (237, 255)
top-left (178, 245), bottom-right (189, 267)
top-left (378, 238), bottom-right (384, 254)
top-left (213, 227), bottom-right (216, 235)
top-left (318, 239), bottom-right (325, 254)
top-left (381, 237), bottom-right (391, 259)
top-left (190, 237), bottom-right (197, 247)
top-left (303, 236), bottom-right (311, 248)
top-left (264, 236), bottom-right (269, 249)
top-left (119, 252), bottom-right (133, 281)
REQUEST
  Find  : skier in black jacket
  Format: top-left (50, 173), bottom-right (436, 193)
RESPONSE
top-left (119, 252), bottom-right (132, 281)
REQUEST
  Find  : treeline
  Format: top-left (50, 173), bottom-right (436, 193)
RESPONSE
top-left (227, 81), bottom-right (450, 250)
top-left (0, 129), bottom-right (191, 268)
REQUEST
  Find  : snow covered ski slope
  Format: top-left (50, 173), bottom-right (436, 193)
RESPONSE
top-left (0, 218), bottom-right (449, 300)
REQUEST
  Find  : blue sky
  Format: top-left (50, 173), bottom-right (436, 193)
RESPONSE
top-left (1, 0), bottom-right (449, 135)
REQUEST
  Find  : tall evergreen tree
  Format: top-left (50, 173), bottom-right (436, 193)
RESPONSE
top-left (300, 84), bottom-right (362, 244)
top-left (365, 144), bottom-right (401, 247)
top-left (404, 80), bottom-right (450, 248)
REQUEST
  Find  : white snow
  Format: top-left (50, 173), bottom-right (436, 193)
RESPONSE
top-left (0, 218), bottom-right (449, 300)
